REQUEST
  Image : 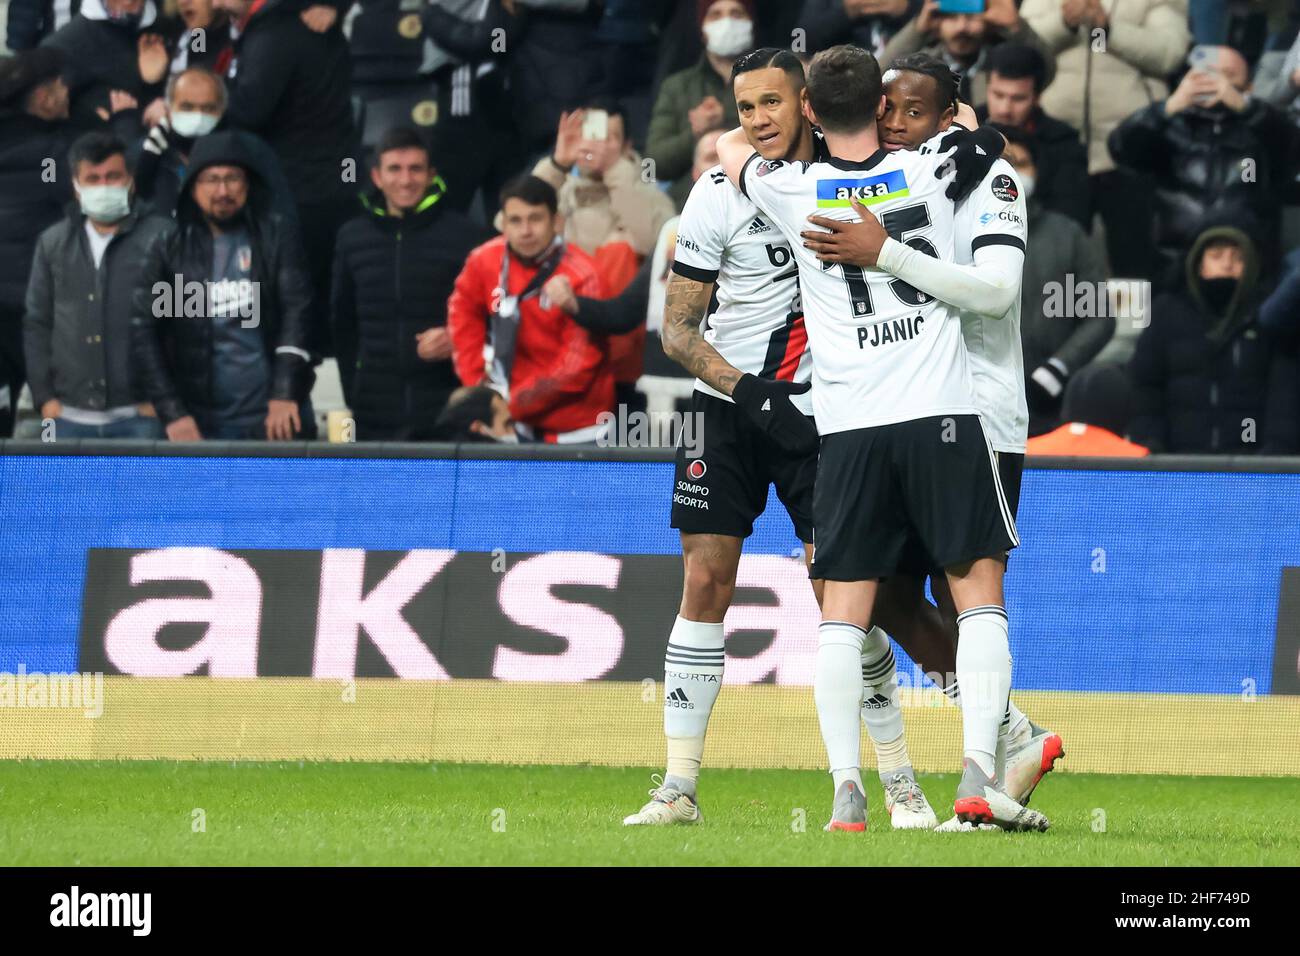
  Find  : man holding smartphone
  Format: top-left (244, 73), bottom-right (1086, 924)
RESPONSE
top-left (882, 0), bottom-right (1055, 106)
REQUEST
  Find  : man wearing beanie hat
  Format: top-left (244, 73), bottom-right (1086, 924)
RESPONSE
top-left (0, 48), bottom-right (74, 436)
top-left (1128, 215), bottom-right (1298, 454)
top-left (647, 0), bottom-right (754, 208)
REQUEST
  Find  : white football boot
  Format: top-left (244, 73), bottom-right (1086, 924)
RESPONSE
top-left (622, 774), bottom-right (701, 826)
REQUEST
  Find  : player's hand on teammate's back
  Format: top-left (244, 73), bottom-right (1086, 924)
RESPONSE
top-left (935, 125), bottom-right (1006, 201)
top-left (801, 198), bottom-right (888, 267)
top-left (731, 375), bottom-right (819, 455)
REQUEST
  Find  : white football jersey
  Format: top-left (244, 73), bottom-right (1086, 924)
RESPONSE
top-left (673, 166), bottom-right (813, 414)
top-left (738, 134), bottom-right (976, 434)
top-left (953, 160), bottom-right (1030, 453)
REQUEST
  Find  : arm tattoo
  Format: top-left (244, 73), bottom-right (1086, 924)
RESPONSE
top-left (660, 273), bottom-right (742, 396)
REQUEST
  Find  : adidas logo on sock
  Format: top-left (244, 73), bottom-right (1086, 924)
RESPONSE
top-left (666, 688), bottom-right (694, 710)
top-left (862, 693), bottom-right (891, 710)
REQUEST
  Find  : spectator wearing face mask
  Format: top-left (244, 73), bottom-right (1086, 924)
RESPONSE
top-left (430, 384), bottom-right (518, 443)
top-left (41, 0), bottom-right (170, 131)
top-left (882, 0), bottom-right (1055, 107)
top-left (24, 131), bottom-right (170, 439)
top-left (1128, 217), bottom-right (1298, 454)
top-left (448, 175), bottom-right (614, 443)
top-left (0, 49), bottom-right (76, 436)
top-left (1109, 45), bottom-right (1298, 283)
top-left (996, 125), bottom-right (1113, 437)
top-left (646, 0), bottom-right (753, 192)
top-left (132, 67), bottom-right (294, 224)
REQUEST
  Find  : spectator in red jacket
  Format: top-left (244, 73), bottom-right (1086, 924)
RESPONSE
top-left (448, 175), bottom-right (614, 443)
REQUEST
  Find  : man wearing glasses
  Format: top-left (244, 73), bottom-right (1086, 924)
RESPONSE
top-left (132, 130), bottom-right (315, 441)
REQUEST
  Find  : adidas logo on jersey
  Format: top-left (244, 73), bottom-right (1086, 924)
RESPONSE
top-left (709, 171), bottom-right (726, 184)
top-left (760, 398), bottom-right (771, 412)
top-left (666, 688), bottom-right (694, 709)
top-left (746, 216), bottom-right (770, 235)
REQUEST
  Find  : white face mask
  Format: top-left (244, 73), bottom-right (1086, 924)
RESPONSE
top-left (171, 110), bottom-right (220, 139)
top-left (75, 183), bottom-right (131, 223)
top-left (703, 16), bottom-right (753, 58)
top-left (1017, 171), bottom-right (1036, 200)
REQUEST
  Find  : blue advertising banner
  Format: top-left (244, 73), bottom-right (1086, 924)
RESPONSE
top-left (0, 452), bottom-right (1295, 695)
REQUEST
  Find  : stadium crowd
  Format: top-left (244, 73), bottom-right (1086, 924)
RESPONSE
top-left (0, 0), bottom-right (1297, 452)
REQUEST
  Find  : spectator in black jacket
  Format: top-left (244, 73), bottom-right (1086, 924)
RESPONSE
top-left (1128, 218), bottom-right (1298, 454)
top-left (131, 131), bottom-right (315, 440)
top-left (997, 128), bottom-right (1114, 436)
top-left (41, 0), bottom-right (170, 131)
top-left (24, 132), bottom-right (170, 439)
top-left (1109, 45), bottom-right (1298, 284)
top-left (133, 67), bottom-right (295, 225)
top-left (215, 0), bottom-right (358, 356)
top-left (6, 0), bottom-right (80, 51)
top-left (331, 127), bottom-right (489, 441)
top-left (166, 0), bottom-right (234, 78)
top-left (796, 0), bottom-right (921, 60)
top-left (0, 49), bottom-right (75, 436)
top-left (418, 0), bottom-right (521, 217)
top-left (977, 43), bottom-right (1089, 231)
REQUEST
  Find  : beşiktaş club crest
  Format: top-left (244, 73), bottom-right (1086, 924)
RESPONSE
top-left (238, 245), bottom-right (252, 273)
top-left (991, 174), bottom-right (1018, 202)
top-left (686, 459), bottom-right (707, 480)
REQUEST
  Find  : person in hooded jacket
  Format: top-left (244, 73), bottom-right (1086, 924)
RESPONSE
top-left (132, 66), bottom-right (295, 225)
top-left (330, 127), bottom-right (489, 441)
top-left (131, 130), bottom-right (316, 440)
top-left (0, 49), bottom-right (76, 436)
top-left (1128, 217), bottom-right (1299, 455)
top-left (212, 0), bottom-right (358, 358)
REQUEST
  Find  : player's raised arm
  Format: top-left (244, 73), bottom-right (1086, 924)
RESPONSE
top-left (716, 127), bottom-right (757, 193)
top-left (799, 180), bottom-right (1025, 320)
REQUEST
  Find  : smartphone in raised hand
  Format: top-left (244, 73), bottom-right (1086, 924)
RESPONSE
top-left (581, 109), bottom-right (609, 142)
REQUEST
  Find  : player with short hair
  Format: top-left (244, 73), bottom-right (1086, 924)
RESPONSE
top-left (623, 48), bottom-right (947, 830)
top-left (717, 44), bottom-right (1048, 832)
top-left (800, 53), bottom-right (1064, 828)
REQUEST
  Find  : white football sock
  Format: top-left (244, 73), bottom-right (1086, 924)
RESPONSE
top-left (955, 605), bottom-right (1011, 780)
top-left (816, 621), bottom-right (867, 794)
top-left (1006, 701), bottom-right (1031, 744)
top-left (859, 626), bottom-right (911, 777)
top-left (662, 616), bottom-right (725, 795)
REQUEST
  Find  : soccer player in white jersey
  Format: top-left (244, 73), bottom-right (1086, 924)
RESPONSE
top-left (800, 54), bottom-right (1065, 827)
top-left (623, 48), bottom-right (941, 831)
top-left (717, 44), bottom-right (1048, 832)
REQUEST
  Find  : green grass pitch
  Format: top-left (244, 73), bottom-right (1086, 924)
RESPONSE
top-left (2, 761), bottom-right (1297, 866)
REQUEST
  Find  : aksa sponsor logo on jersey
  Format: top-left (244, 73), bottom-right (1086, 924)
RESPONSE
top-left (991, 174), bottom-right (1018, 202)
top-left (979, 210), bottom-right (1023, 226)
top-left (858, 313), bottom-right (925, 348)
top-left (816, 170), bottom-right (909, 207)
